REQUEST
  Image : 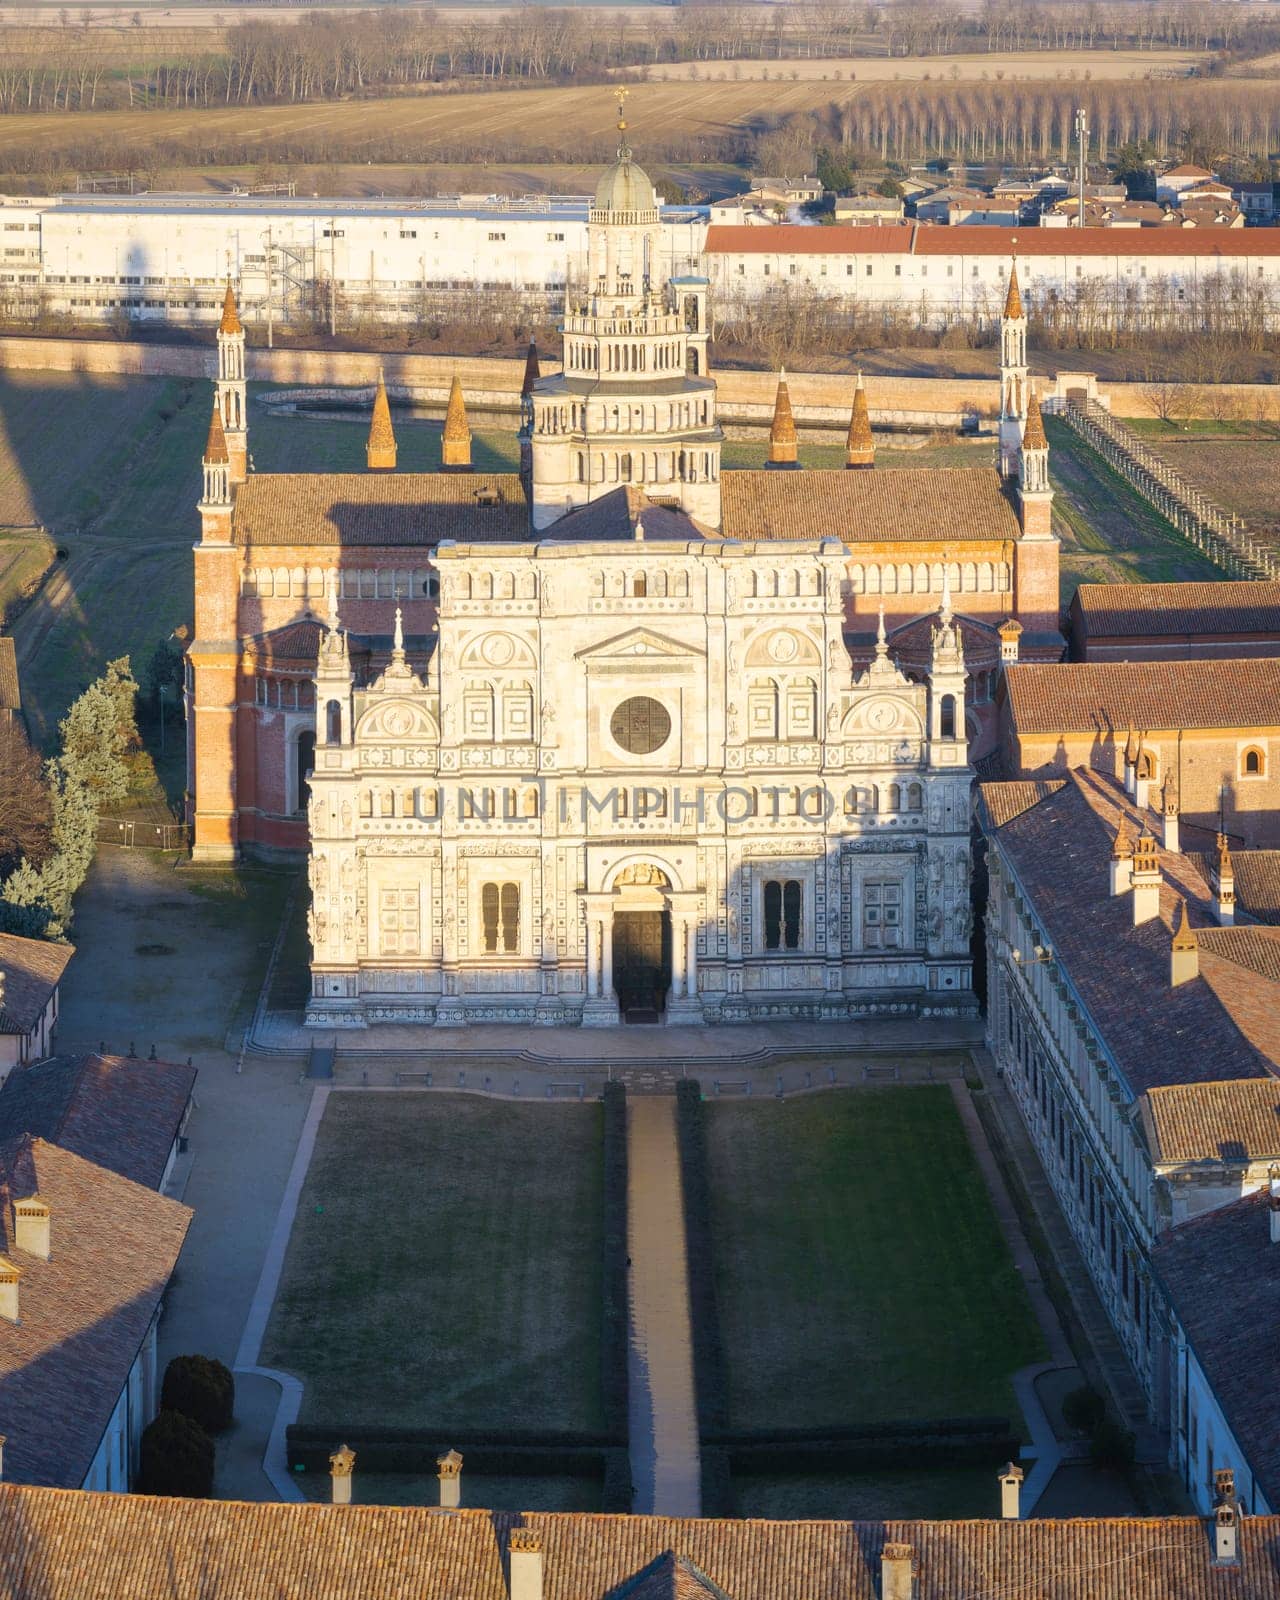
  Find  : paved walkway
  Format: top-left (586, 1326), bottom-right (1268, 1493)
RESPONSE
top-left (626, 1097), bottom-right (701, 1516)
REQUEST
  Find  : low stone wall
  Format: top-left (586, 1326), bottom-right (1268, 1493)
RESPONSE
top-left (0, 334), bottom-right (1270, 425)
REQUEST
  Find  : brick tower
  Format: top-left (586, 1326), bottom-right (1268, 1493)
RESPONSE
top-left (188, 397), bottom-right (240, 862)
top-left (998, 254), bottom-right (1028, 479)
top-left (216, 282), bottom-right (248, 485)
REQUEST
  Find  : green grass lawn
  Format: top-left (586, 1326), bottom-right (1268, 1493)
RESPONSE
top-left (262, 1092), bottom-right (605, 1433)
top-left (0, 525), bottom-right (56, 628)
top-left (705, 1085), bottom-right (1043, 1434)
top-left (734, 1466), bottom-right (1000, 1521)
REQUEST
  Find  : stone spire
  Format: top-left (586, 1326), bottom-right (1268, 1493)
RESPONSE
top-left (441, 372), bottom-right (472, 470)
top-left (1003, 256), bottom-right (1024, 321)
top-left (999, 245), bottom-right (1028, 478)
top-left (521, 339), bottom-right (541, 402)
top-left (1022, 384), bottom-right (1047, 451)
top-left (198, 394), bottom-right (231, 539)
top-left (845, 372), bottom-right (875, 470)
top-left (204, 396), bottom-right (229, 466)
top-left (367, 367), bottom-right (397, 472)
top-left (1017, 383), bottom-right (1053, 536)
top-left (767, 368), bottom-right (799, 468)
top-left (219, 280), bottom-right (243, 336)
top-left (1170, 896), bottom-right (1199, 987)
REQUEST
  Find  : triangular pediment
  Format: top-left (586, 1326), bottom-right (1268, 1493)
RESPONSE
top-left (576, 626), bottom-right (705, 663)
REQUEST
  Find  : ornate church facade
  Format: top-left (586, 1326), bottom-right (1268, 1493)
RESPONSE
top-left (186, 119), bottom-right (1060, 1027)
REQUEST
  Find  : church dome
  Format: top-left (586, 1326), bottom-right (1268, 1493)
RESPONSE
top-left (593, 154), bottom-right (657, 217)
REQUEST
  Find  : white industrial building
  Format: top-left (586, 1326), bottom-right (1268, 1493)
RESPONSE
top-left (2, 191), bottom-right (1280, 330)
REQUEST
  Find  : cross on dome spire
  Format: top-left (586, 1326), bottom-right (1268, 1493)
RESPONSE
top-left (614, 87), bottom-right (631, 159)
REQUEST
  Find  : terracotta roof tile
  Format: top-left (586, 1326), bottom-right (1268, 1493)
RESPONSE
top-left (721, 469), bottom-right (1022, 544)
top-left (0, 1053), bottom-right (196, 1191)
top-left (1004, 658), bottom-right (1280, 735)
top-left (1154, 1189), bottom-right (1280, 1505)
top-left (544, 487), bottom-right (713, 544)
top-left (234, 473), bottom-right (529, 546)
top-left (977, 779), bottom-right (1064, 828)
top-left (1144, 1079), bottom-right (1280, 1165)
top-left (979, 767), bottom-right (1280, 1094)
top-left (204, 396), bottom-right (229, 465)
top-left (218, 281), bottom-right (242, 336)
top-left (0, 1136), bottom-right (190, 1486)
top-left (1072, 581), bottom-right (1280, 641)
top-left (705, 221), bottom-right (1280, 259)
top-left (768, 370), bottom-right (798, 463)
top-left (0, 934), bottom-right (73, 1037)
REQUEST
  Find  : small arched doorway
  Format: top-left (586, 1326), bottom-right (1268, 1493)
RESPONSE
top-left (296, 729), bottom-right (316, 815)
top-left (611, 863), bottom-right (673, 1023)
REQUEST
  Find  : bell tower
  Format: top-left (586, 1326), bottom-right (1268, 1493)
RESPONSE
top-left (998, 251), bottom-right (1028, 479)
top-left (530, 92), bottom-right (723, 530)
top-left (216, 282), bottom-right (248, 485)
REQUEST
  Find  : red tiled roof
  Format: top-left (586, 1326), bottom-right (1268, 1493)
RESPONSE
top-left (721, 469), bottom-right (1021, 544)
top-left (0, 1054), bottom-right (196, 1191)
top-left (233, 473), bottom-right (529, 547)
top-left (0, 933), bottom-right (73, 1037)
top-left (705, 222), bottom-right (1280, 258)
top-left (1072, 581), bottom-right (1280, 641)
top-left (980, 779), bottom-right (1065, 828)
top-left (0, 1136), bottom-right (190, 1486)
top-left (1004, 659), bottom-right (1280, 736)
top-left (1144, 1079), bottom-right (1280, 1166)
top-left (0, 1492), bottom-right (1278, 1598)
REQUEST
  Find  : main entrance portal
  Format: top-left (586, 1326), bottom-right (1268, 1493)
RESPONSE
top-left (613, 910), bottom-right (672, 1023)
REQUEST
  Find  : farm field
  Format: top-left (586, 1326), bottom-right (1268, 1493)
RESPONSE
top-left (261, 1092), bottom-right (605, 1434)
top-left (703, 1085), bottom-right (1044, 1433)
top-left (1140, 434), bottom-right (1280, 552)
top-left (633, 49), bottom-right (1205, 82)
top-left (0, 526), bottom-right (56, 630)
top-left (1045, 416), bottom-right (1223, 601)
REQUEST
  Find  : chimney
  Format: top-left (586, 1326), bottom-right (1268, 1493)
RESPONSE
top-left (0, 1433), bottom-right (7, 1481)
top-left (998, 1461), bottom-right (1023, 1520)
top-left (1213, 1469), bottom-right (1239, 1566)
top-left (880, 1542), bottom-right (914, 1600)
top-left (1213, 834), bottom-right (1235, 927)
top-left (13, 1196), bottom-right (49, 1261)
top-left (1130, 826), bottom-right (1161, 926)
top-left (1123, 726), bottom-right (1137, 797)
top-left (509, 1527), bottom-right (544, 1600)
top-left (997, 618), bottom-right (1022, 664)
top-left (329, 1443), bottom-right (356, 1505)
top-left (1269, 1167), bottom-right (1280, 1245)
top-left (1161, 778), bottom-right (1180, 854)
top-left (1133, 735), bottom-right (1150, 811)
top-left (437, 1447), bottom-right (463, 1508)
top-left (1170, 899), bottom-right (1198, 987)
top-left (1109, 817), bottom-right (1134, 896)
top-left (0, 1258), bottom-right (21, 1323)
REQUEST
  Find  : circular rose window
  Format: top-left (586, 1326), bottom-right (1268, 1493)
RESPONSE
top-left (610, 696), bottom-right (671, 755)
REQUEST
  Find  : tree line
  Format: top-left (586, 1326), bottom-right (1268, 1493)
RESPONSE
top-left (0, 1), bottom-right (1277, 114)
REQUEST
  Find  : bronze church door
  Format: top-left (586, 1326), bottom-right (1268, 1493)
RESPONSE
top-left (613, 911), bottom-right (672, 1023)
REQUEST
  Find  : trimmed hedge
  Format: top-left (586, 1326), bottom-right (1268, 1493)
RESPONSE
top-left (727, 1430), bottom-right (1022, 1476)
top-left (601, 1080), bottom-right (629, 1444)
top-left (138, 1410), bottom-right (215, 1498)
top-left (161, 1354), bottom-right (235, 1434)
top-left (286, 1425), bottom-right (614, 1476)
top-left (601, 1446), bottom-right (632, 1513)
top-left (705, 1415), bottom-right (1016, 1447)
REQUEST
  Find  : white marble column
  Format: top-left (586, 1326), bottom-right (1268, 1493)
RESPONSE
top-left (601, 914), bottom-right (614, 1000)
top-left (586, 916), bottom-right (600, 998)
top-left (670, 913), bottom-right (687, 1000)
top-left (686, 920), bottom-right (698, 998)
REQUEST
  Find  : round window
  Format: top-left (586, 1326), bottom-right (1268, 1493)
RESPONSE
top-left (610, 696), bottom-right (671, 755)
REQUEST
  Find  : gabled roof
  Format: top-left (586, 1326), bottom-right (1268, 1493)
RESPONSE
top-left (1143, 1079), bottom-right (1280, 1166)
top-left (1072, 580), bottom-right (1280, 641)
top-left (233, 473), bottom-right (529, 547)
top-left (544, 487), bottom-right (713, 544)
top-left (0, 1053), bottom-right (196, 1191)
top-left (978, 767), bottom-right (1280, 1095)
top-left (0, 1136), bottom-right (190, 1486)
top-left (704, 222), bottom-right (1280, 259)
top-left (721, 469), bottom-right (1021, 545)
top-left (0, 933), bottom-right (73, 1037)
top-left (1154, 1188), bottom-right (1280, 1506)
top-left (1003, 658), bottom-right (1280, 736)
top-left (0, 1493), bottom-right (1279, 1599)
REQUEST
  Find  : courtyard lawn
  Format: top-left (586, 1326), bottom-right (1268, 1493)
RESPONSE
top-left (262, 1092), bottom-right (605, 1433)
top-left (705, 1084), bottom-right (1044, 1433)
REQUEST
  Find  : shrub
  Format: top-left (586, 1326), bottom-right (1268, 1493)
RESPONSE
top-left (1062, 1384), bottom-right (1106, 1435)
top-left (600, 1081), bottom-right (629, 1442)
top-left (1090, 1418), bottom-right (1136, 1472)
top-left (162, 1354), bottom-right (236, 1434)
top-left (138, 1410), bottom-right (215, 1498)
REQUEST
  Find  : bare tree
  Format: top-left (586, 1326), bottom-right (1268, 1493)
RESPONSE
top-left (0, 723), bottom-right (51, 878)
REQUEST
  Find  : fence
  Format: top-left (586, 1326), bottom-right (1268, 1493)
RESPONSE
top-left (1053, 398), bottom-right (1279, 580)
top-left (96, 816), bottom-right (189, 850)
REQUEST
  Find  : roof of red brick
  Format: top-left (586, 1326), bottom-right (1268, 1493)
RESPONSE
top-left (1154, 1188), bottom-right (1280, 1506)
top-left (705, 222), bottom-right (1280, 258)
top-left (721, 469), bottom-right (1021, 544)
top-left (978, 767), bottom-right (1280, 1095)
top-left (979, 779), bottom-right (1065, 828)
top-left (0, 1053), bottom-right (195, 1191)
top-left (0, 1136), bottom-right (190, 1486)
top-left (1004, 658), bottom-right (1280, 735)
top-left (1144, 1078), bottom-right (1280, 1165)
top-left (0, 933), bottom-right (73, 1037)
top-left (0, 1492), bottom-right (1276, 1597)
top-left (234, 474), bottom-right (529, 547)
top-left (1072, 581), bottom-right (1280, 640)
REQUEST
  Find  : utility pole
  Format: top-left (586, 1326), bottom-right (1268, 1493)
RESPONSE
top-left (1075, 107), bottom-right (1088, 229)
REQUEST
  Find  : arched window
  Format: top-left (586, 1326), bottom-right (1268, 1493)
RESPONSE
top-left (632, 572), bottom-right (647, 598)
top-left (325, 699), bottom-right (342, 743)
top-left (481, 882), bottom-right (520, 954)
top-left (295, 730), bottom-right (315, 816)
top-left (940, 695), bottom-right (956, 740)
top-left (1242, 746), bottom-right (1266, 777)
top-left (763, 880), bottom-right (803, 951)
top-left (888, 783), bottom-right (901, 811)
top-left (907, 782), bottom-right (923, 811)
